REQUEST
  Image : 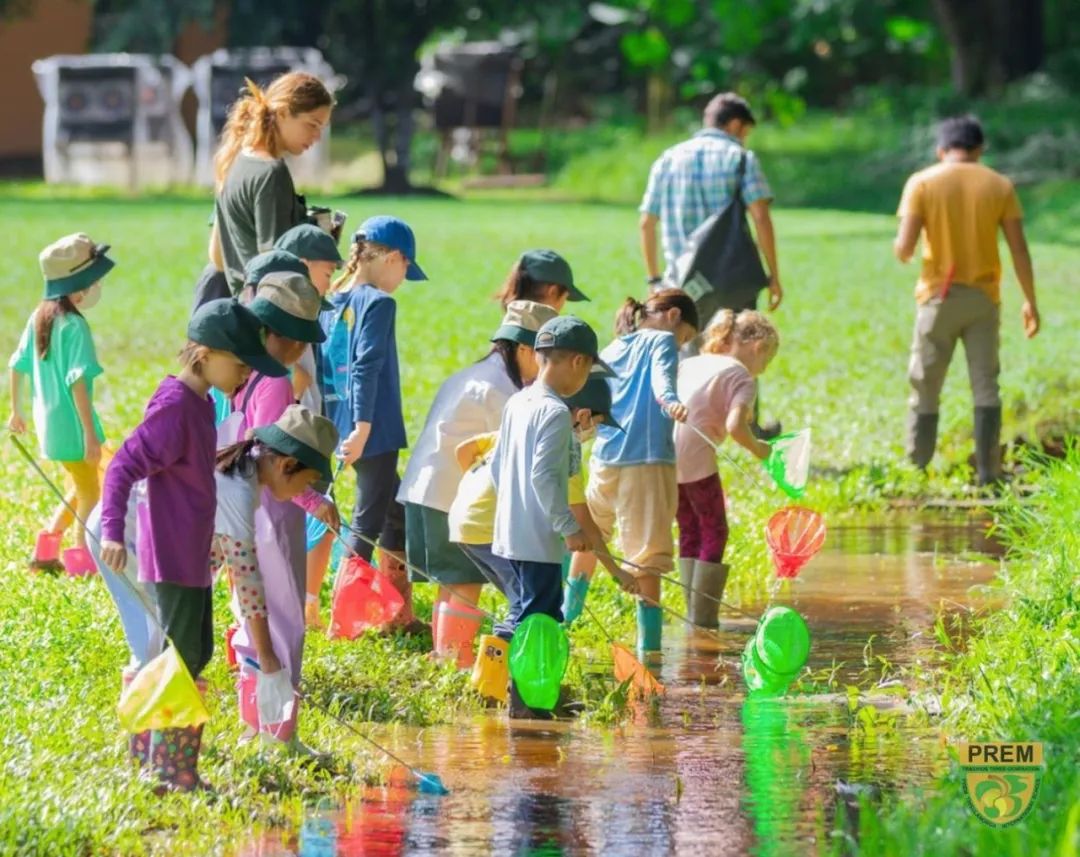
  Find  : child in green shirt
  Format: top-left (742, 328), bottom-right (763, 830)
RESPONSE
top-left (8, 233), bottom-right (116, 572)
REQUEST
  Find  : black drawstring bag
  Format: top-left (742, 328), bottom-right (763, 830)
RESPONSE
top-left (673, 151), bottom-right (768, 323)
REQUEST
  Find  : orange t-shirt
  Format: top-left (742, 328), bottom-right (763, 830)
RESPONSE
top-left (897, 161), bottom-right (1022, 305)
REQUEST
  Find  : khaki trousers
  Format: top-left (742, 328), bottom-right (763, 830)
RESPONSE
top-left (908, 285), bottom-right (1001, 414)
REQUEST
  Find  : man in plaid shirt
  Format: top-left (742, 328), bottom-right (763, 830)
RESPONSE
top-left (639, 93), bottom-right (783, 315)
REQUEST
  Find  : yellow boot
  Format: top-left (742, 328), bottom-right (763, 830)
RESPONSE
top-left (471, 635), bottom-right (509, 704)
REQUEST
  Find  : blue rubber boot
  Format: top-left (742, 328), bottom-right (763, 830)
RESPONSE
top-left (561, 575), bottom-right (591, 627)
top-left (637, 601), bottom-right (662, 656)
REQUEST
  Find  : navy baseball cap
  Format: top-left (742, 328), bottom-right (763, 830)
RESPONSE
top-left (353, 216), bottom-right (427, 282)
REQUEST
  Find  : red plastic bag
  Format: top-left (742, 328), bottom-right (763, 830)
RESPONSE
top-left (328, 556), bottom-right (405, 639)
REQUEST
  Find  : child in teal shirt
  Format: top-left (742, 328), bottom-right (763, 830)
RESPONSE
top-left (8, 233), bottom-right (116, 572)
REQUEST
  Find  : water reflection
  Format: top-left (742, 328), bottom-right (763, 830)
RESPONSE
top-left (238, 526), bottom-right (1000, 857)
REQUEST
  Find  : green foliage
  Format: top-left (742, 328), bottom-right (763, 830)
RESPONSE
top-left (92, 0), bottom-right (215, 54)
top-left (839, 445), bottom-right (1080, 855)
top-left (593, 0), bottom-right (946, 110)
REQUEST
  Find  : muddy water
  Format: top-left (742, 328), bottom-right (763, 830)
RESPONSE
top-left (242, 523), bottom-right (1002, 857)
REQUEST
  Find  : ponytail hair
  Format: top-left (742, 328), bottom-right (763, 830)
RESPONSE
top-left (701, 309), bottom-right (736, 354)
top-left (329, 237), bottom-right (395, 292)
top-left (494, 260), bottom-right (568, 309)
top-left (34, 297), bottom-right (80, 360)
top-left (216, 437), bottom-right (309, 477)
top-left (487, 339), bottom-right (525, 390)
top-left (704, 309), bottom-right (779, 354)
top-left (213, 71), bottom-right (334, 189)
top-left (614, 288), bottom-right (699, 336)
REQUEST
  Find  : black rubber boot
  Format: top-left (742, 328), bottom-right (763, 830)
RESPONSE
top-left (974, 406), bottom-right (1003, 486)
top-left (906, 412), bottom-right (939, 469)
top-left (508, 680), bottom-right (553, 721)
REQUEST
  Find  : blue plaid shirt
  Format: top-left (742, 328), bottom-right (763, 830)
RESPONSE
top-left (640, 129), bottom-right (773, 274)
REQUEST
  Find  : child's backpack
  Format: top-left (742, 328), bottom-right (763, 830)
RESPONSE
top-left (320, 303), bottom-right (353, 409)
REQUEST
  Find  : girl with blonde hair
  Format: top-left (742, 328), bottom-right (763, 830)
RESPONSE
top-left (674, 309), bottom-right (779, 626)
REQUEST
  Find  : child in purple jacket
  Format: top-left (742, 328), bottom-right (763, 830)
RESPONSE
top-left (99, 298), bottom-right (286, 793)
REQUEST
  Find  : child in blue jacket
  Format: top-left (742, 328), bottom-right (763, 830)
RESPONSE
top-left (319, 216), bottom-right (428, 633)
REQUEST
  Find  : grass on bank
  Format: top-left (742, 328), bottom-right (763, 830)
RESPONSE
top-left (837, 445), bottom-right (1080, 856)
top-left (0, 186), bottom-right (1077, 853)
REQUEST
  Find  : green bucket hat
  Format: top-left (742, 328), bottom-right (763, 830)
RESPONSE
top-left (248, 272), bottom-right (327, 344)
top-left (520, 249), bottom-right (588, 302)
top-left (187, 298), bottom-right (288, 378)
top-left (252, 404), bottom-right (340, 482)
top-left (534, 316), bottom-right (614, 378)
top-left (491, 300), bottom-right (560, 347)
top-left (40, 233), bottom-right (116, 300)
top-left (563, 375), bottom-right (623, 432)
top-left (274, 224), bottom-right (344, 267)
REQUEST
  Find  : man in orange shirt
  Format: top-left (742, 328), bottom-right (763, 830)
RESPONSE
top-left (894, 115), bottom-right (1039, 486)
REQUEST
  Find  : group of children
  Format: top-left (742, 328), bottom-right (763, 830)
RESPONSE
top-left (7, 210), bottom-right (780, 788)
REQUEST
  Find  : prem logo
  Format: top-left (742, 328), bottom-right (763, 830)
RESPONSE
top-left (957, 742), bottom-right (1043, 827)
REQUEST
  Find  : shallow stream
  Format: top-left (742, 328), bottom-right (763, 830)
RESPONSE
top-left (242, 517), bottom-right (1002, 856)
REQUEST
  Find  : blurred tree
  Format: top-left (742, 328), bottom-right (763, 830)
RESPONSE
top-left (228, 0), bottom-right (542, 192)
top-left (931, 0), bottom-right (1044, 95)
top-left (0, 0), bottom-right (33, 18)
top-left (599, 0), bottom-right (949, 123)
top-left (91, 0), bottom-right (215, 53)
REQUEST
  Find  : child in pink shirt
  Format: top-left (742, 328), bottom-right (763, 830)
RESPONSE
top-left (227, 270), bottom-right (338, 754)
top-left (674, 309), bottom-right (779, 627)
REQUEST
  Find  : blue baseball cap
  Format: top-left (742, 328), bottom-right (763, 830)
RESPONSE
top-left (353, 216), bottom-right (427, 282)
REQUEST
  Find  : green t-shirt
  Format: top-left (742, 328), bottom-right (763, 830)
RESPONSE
top-left (215, 153), bottom-right (306, 294)
top-left (9, 310), bottom-right (105, 461)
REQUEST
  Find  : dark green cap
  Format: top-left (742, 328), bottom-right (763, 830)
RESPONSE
top-left (187, 298), bottom-right (288, 378)
top-left (563, 375), bottom-right (623, 431)
top-left (252, 403), bottom-right (339, 482)
top-left (248, 272), bottom-right (327, 344)
top-left (520, 249), bottom-right (588, 302)
top-left (244, 250), bottom-right (309, 288)
top-left (246, 249), bottom-right (332, 310)
top-left (534, 316), bottom-right (614, 377)
top-left (274, 224), bottom-right (344, 267)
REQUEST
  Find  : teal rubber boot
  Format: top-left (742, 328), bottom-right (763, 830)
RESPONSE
top-left (637, 601), bottom-right (662, 656)
top-left (561, 575), bottom-right (591, 627)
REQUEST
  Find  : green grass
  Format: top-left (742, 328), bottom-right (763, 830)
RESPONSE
top-left (837, 444), bottom-right (1080, 856)
top-left (0, 186), bottom-right (1078, 854)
